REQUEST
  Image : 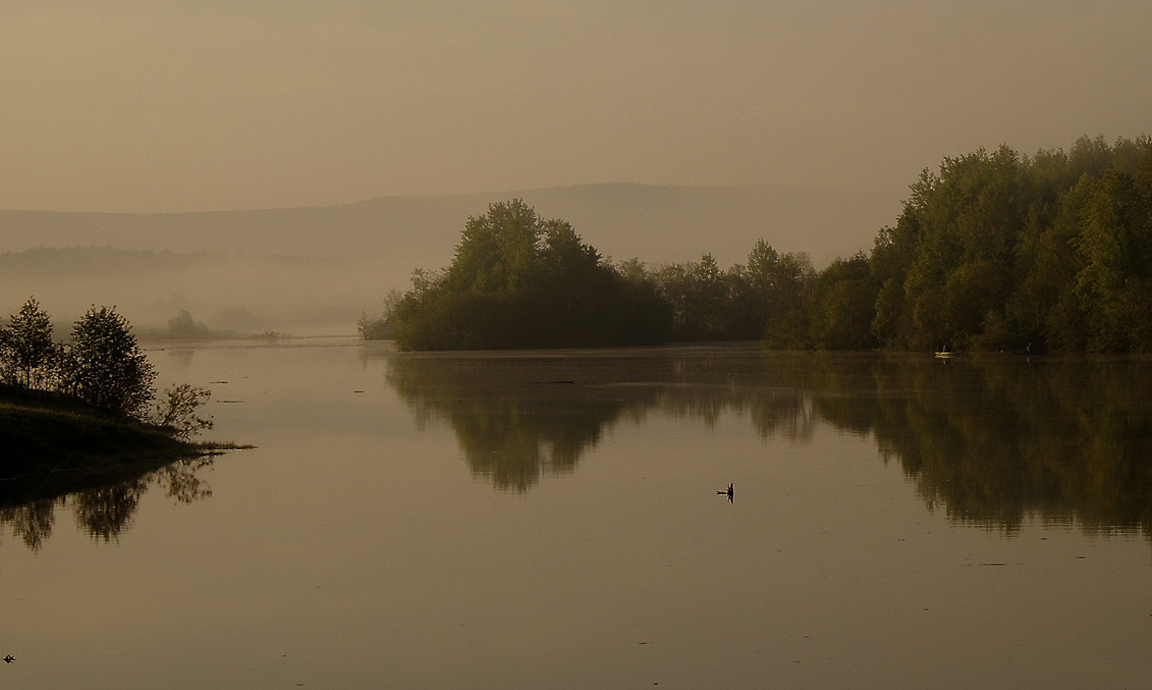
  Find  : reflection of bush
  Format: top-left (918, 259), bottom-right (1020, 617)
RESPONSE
top-left (383, 348), bottom-right (1152, 540)
top-left (862, 357), bottom-right (1152, 535)
top-left (0, 457), bottom-right (213, 551)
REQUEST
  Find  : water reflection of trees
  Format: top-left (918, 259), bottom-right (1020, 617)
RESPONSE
top-left (383, 347), bottom-right (838, 491)
top-left (0, 458), bottom-right (214, 551)
top-left (385, 353), bottom-right (658, 491)
top-left (381, 347), bottom-right (1152, 537)
top-left (857, 356), bottom-right (1152, 535)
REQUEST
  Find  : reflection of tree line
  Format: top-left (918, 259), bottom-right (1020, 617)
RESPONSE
top-left (385, 353), bottom-right (658, 491)
top-left (383, 347), bottom-right (850, 491)
top-left (382, 348), bottom-right (1152, 536)
top-left (0, 458), bottom-right (213, 551)
top-left (859, 356), bottom-right (1152, 535)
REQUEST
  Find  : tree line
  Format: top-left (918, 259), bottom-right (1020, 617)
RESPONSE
top-left (0, 298), bottom-right (212, 438)
top-left (364, 135), bottom-right (1152, 352)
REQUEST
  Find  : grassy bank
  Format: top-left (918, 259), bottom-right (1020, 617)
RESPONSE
top-left (0, 384), bottom-right (234, 480)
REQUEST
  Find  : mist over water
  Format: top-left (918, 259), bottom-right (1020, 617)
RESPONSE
top-left (0, 250), bottom-right (388, 336)
top-left (0, 184), bottom-right (899, 336)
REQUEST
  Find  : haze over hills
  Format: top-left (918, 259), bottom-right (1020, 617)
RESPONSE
top-left (0, 183), bottom-right (901, 335)
top-left (2, 183), bottom-right (899, 265)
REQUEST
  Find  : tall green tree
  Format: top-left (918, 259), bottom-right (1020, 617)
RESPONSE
top-left (896, 145), bottom-right (1026, 349)
top-left (870, 213), bottom-right (922, 349)
top-left (1073, 168), bottom-right (1152, 350)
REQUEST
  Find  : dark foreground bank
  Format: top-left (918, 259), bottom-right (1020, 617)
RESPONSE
top-left (0, 384), bottom-right (241, 481)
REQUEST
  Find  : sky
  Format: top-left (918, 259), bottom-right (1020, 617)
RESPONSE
top-left (2, 0), bottom-right (1149, 213)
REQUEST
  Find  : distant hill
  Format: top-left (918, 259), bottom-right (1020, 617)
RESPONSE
top-left (0, 183), bottom-right (901, 335)
top-left (1, 183), bottom-right (899, 268)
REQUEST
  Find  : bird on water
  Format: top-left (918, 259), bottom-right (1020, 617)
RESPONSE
top-left (4, 655), bottom-right (14, 664)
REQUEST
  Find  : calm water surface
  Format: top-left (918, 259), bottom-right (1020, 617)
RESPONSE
top-left (2, 340), bottom-right (1150, 689)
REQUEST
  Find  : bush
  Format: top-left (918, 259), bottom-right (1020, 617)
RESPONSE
top-left (152, 384), bottom-right (214, 440)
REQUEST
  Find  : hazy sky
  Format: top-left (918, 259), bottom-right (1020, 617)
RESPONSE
top-left (2, 1), bottom-right (1149, 213)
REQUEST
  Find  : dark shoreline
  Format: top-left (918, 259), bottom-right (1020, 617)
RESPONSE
top-left (0, 384), bottom-right (243, 488)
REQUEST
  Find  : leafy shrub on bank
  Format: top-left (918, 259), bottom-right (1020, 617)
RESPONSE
top-left (0, 299), bottom-right (212, 437)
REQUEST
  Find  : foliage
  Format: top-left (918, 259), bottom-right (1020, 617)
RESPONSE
top-left (0, 299), bottom-right (225, 474)
top-left (871, 135), bottom-right (1152, 352)
top-left (756, 251), bottom-right (816, 348)
top-left (152, 384), bottom-right (214, 440)
top-left (807, 253), bottom-right (879, 350)
top-left (357, 313), bottom-right (392, 340)
top-left (389, 199), bottom-right (672, 350)
top-left (640, 243), bottom-right (817, 345)
top-left (0, 298), bottom-right (60, 389)
top-left (371, 134), bottom-right (1152, 353)
top-left (60, 306), bottom-right (157, 419)
top-left (358, 290), bottom-right (401, 340)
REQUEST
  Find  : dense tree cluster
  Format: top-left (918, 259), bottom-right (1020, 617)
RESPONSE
top-left (371, 204), bottom-right (874, 350)
top-left (1, 299), bottom-right (156, 418)
top-left (0, 298), bottom-right (212, 432)
top-left (381, 200), bottom-right (671, 349)
top-left (873, 135), bottom-right (1152, 352)
top-left (369, 135), bottom-right (1151, 352)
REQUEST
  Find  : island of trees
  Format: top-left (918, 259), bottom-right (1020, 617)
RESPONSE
top-left (362, 135), bottom-right (1152, 353)
top-left (0, 298), bottom-right (223, 477)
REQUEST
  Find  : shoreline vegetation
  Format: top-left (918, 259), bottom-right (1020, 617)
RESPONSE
top-left (0, 301), bottom-right (247, 483)
top-left (362, 135), bottom-right (1152, 353)
top-left (0, 385), bottom-right (242, 471)
top-left (0, 385), bottom-right (244, 511)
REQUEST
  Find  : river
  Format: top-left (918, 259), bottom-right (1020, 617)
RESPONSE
top-left (2, 340), bottom-right (1150, 689)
